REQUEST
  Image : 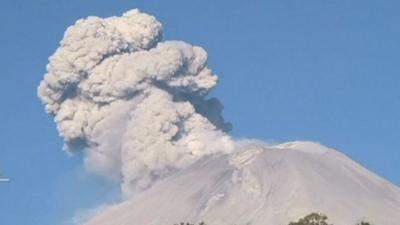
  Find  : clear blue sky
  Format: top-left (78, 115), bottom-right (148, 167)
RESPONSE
top-left (1, 1), bottom-right (399, 225)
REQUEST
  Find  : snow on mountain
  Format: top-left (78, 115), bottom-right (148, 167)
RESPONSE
top-left (84, 141), bottom-right (400, 225)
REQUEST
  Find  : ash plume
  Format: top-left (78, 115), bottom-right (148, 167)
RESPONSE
top-left (38, 9), bottom-right (234, 197)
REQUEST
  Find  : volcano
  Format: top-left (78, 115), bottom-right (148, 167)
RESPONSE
top-left (84, 141), bottom-right (400, 225)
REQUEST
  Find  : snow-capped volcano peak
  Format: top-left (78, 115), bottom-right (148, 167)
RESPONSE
top-left (84, 141), bottom-right (400, 225)
top-left (275, 141), bottom-right (331, 154)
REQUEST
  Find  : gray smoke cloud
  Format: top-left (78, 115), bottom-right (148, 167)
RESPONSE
top-left (38, 9), bottom-right (234, 197)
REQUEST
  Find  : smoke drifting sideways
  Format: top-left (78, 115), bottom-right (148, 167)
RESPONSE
top-left (38, 9), bottom-right (234, 197)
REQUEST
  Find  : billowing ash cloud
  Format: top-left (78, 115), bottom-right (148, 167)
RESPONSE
top-left (38, 9), bottom-right (234, 197)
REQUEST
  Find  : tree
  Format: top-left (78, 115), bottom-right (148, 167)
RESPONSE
top-left (357, 222), bottom-right (372, 225)
top-left (174, 222), bottom-right (206, 225)
top-left (289, 212), bottom-right (332, 225)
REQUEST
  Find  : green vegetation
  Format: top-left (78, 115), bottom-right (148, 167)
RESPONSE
top-left (289, 212), bottom-right (331, 225)
top-left (357, 222), bottom-right (372, 225)
top-left (174, 214), bottom-right (374, 225)
top-left (174, 222), bottom-right (206, 225)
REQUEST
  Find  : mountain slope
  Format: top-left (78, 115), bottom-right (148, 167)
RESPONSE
top-left (85, 141), bottom-right (400, 225)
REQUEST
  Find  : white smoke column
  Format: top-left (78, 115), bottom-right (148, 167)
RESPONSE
top-left (38, 9), bottom-right (234, 197)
